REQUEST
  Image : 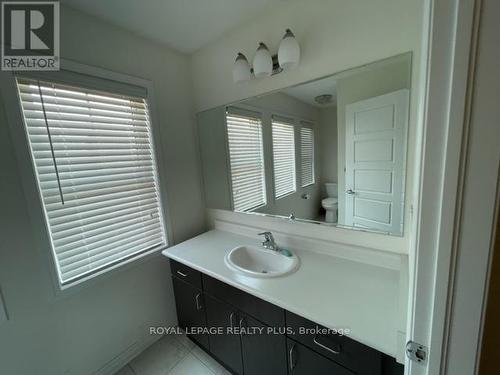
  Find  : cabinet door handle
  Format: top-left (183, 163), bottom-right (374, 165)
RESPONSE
top-left (239, 317), bottom-right (246, 336)
top-left (176, 270), bottom-right (188, 277)
top-left (289, 343), bottom-right (296, 371)
top-left (313, 334), bottom-right (341, 355)
top-left (195, 293), bottom-right (203, 311)
top-left (229, 312), bottom-right (236, 329)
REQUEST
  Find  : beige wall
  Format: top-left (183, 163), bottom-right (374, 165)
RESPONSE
top-left (0, 6), bottom-right (205, 375)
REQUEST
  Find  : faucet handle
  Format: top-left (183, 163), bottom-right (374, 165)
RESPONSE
top-left (258, 231), bottom-right (274, 242)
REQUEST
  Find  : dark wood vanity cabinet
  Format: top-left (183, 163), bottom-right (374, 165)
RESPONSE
top-left (169, 260), bottom-right (403, 375)
top-left (170, 261), bottom-right (209, 350)
top-left (239, 313), bottom-right (287, 375)
top-left (204, 294), bottom-right (243, 374)
top-left (203, 274), bottom-right (287, 375)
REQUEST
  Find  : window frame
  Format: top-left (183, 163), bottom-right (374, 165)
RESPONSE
top-left (0, 60), bottom-right (172, 293)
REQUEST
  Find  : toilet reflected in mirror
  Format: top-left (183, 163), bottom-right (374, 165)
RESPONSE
top-left (321, 183), bottom-right (338, 223)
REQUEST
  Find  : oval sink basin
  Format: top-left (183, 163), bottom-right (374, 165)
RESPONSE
top-left (225, 245), bottom-right (299, 278)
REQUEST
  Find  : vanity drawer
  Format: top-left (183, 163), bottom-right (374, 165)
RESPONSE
top-left (287, 338), bottom-right (355, 375)
top-left (170, 260), bottom-right (202, 289)
top-left (203, 274), bottom-right (285, 327)
top-left (286, 311), bottom-right (382, 375)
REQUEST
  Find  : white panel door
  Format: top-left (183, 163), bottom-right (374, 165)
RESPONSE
top-left (344, 89), bottom-right (409, 234)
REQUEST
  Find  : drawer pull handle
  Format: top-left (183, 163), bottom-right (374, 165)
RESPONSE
top-left (239, 317), bottom-right (246, 335)
top-left (176, 270), bottom-right (188, 277)
top-left (289, 343), bottom-right (296, 371)
top-left (195, 293), bottom-right (203, 311)
top-left (313, 335), bottom-right (341, 355)
top-left (229, 312), bottom-right (236, 329)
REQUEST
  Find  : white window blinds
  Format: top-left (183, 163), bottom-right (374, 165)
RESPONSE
top-left (300, 126), bottom-right (315, 187)
top-left (16, 77), bottom-right (167, 286)
top-left (272, 118), bottom-right (296, 198)
top-left (226, 110), bottom-right (266, 212)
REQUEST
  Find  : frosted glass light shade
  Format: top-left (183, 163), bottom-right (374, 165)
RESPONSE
top-left (278, 29), bottom-right (300, 70)
top-left (233, 53), bottom-right (252, 82)
top-left (253, 43), bottom-right (272, 78)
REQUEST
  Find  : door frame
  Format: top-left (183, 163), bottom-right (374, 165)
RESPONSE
top-left (406, 0), bottom-right (485, 374)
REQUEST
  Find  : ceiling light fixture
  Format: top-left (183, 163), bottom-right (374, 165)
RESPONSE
top-left (232, 29), bottom-right (300, 82)
top-left (314, 94), bottom-right (333, 105)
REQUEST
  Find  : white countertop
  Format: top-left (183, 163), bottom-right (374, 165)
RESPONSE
top-left (162, 229), bottom-right (401, 358)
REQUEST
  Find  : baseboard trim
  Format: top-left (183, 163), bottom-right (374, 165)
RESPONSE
top-left (93, 334), bottom-right (161, 375)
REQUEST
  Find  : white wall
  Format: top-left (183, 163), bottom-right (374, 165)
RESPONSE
top-left (318, 106), bottom-right (338, 186)
top-left (191, 0), bottom-right (424, 113)
top-left (0, 6), bottom-right (205, 375)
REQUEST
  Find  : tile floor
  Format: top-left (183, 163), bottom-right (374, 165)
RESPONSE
top-left (114, 334), bottom-right (231, 375)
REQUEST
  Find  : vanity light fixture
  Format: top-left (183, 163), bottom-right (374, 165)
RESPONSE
top-left (278, 29), bottom-right (300, 70)
top-left (233, 53), bottom-right (252, 83)
top-left (232, 29), bottom-right (300, 82)
top-left (253, 42), bottom-right (273, 78)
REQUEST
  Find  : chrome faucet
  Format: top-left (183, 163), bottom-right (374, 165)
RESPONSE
top-left (258, 231), bottom-right (278, 251)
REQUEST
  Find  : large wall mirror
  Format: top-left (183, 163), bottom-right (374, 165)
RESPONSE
top-left (197, 53), bottom-right (412, 236)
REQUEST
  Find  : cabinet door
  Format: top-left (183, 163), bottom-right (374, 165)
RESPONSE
top-left (287, 339), bottom-right (355, 375)
top-left (172, 277), bottom-right (209, 350)
top-left (240, 314), bottom-right (287, 375)
top-left (205, 294), bottom-right (243, 374)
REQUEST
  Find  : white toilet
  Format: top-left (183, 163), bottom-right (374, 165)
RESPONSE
top-left (322, 183), bottom-right (338, 223)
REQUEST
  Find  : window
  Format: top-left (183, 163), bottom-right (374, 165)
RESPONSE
top-left (300, 125), bottom-right (315, 187)
top-left (272, 117), bottom-right (296, 198)
top-left (16, 77), bottom-right (167, 286)
top-left (226, 109), bottom-right (266, 212)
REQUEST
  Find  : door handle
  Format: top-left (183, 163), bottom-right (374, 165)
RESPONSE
top-left (176, 270), bottom-right (188, 277)
top-left (313, 334), bottom-right (341, 355)
top-left (346, 189), bottom-right (355, 195)
top-left (195, 293), bottom-right (203, 311)
top-left (289, 343), bottom-right (296, 371)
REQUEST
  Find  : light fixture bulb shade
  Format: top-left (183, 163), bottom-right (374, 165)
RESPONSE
top-left (232, 53), bottom-right (252, 82)
top-left (278, 29), bottom-right (300, 70)
top-left (252, 43), bottom-right (272, 78)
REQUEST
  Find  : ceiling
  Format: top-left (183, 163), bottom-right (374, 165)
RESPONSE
top-left (284, 75), bottom-right (338, 108)
top-left (63, 0), bottom-right (281, 54)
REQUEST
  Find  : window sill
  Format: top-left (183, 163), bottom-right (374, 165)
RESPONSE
top-left (50, 245), bottom-right (168, 300)
top-left (275, 190), bottom-right (297, 200)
